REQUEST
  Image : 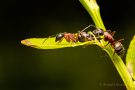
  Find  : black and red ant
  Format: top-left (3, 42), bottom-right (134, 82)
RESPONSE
top-left (55, 25), bottom-right (94, 43)
top-left (42, 25), bottom-right (94, 44)
top-left (85, 25), bottom-right (125, 57)
top-left (43, 24), bottom-right (125, 57)
top-left (92, 27), bottom-right (115, 44)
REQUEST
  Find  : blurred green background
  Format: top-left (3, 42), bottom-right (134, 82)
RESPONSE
top-left (0, 0), bottom-right (135, 90)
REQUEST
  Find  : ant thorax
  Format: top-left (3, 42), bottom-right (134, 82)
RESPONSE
top-left (104, 31), bottom-right (114, 44)
top-left (64, 33), bottom-right (78, 42)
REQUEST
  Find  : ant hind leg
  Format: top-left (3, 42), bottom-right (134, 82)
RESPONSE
top-left (116, 39), bottom-right (124, 42)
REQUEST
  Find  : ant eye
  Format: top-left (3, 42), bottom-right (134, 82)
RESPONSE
top-left (58, 34), bottom-right (63, 37)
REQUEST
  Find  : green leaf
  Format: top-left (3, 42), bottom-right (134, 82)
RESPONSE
top-left (126, 36), bottom-right (135, 80)
top-left (21, 37), bottom-right (95, 49)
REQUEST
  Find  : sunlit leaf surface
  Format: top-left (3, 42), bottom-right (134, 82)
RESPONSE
top-left (126, 36), bottom-right (135, 80)
top-left (21, 37), bottom-right (95, 49)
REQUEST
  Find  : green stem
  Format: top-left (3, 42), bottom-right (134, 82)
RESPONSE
top-left (105, 46), bottom-right (135, 90)
top-left (79, 0), bottom-right (135, 89)
top-left (79, 0), bottom-right (105, 30)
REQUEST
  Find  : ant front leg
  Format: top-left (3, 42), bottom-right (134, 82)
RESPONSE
top-left (111, 31), bottom-right (116, 37)
top-left (106, 30), bottom-right (116, 37)
top-left (56, 38), bottom-right (64, 44)
top-left (106, 30), bottom-right (111, 33)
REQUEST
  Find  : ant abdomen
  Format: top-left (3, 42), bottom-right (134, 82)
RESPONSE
top-left (113, 41), bottom-right (125, 57)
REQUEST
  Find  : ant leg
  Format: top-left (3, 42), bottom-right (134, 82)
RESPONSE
top-left (106, 30), bottom-right (111, 33)
top-left (106, 30), bottom-right (116, 37)
top-left (56, 39), bottom-right (63, 44)
top-left (111, 31), bottom-right (116, 36)
top-left (116, 39), bottom-right (124, 42)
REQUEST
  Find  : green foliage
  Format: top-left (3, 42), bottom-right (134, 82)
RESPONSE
top-left (126, 36), bottom-right (135, 80)
top-left (79, 0), bottom-right (135, 89)
top-left (79, 0), bottom-right (105, 30)
top-left (21, 37), bottom-right (96, 49)
top-left (21, 0), bottom-right (135, 89)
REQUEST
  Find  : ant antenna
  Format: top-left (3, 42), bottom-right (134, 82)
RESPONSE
top-left (81, 24), bottom-right (98, 32)
top-left (42, 38), bottom-right (49, 45)
top-left (42, 34), bottom-right (56, 45)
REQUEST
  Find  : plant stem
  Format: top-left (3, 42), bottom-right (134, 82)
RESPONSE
top-left (79, 0), bottom-right (135, 89)
top-left (79, 0), bottom-right (105, 30)
top-left (105, 46), bottom-right (135, 90)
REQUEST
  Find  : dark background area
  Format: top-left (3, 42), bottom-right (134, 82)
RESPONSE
top-left (0, 0), bottom-right (135, 90)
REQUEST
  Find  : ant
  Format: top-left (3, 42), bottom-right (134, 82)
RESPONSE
top-left (92, 26), bottom-right (115, 44)
top-left (42, 25), bottom-right (94, 44)
top-left (85, 25), bottom-right (125, 57)
top-left (55, 25), bottom-right (94, 43)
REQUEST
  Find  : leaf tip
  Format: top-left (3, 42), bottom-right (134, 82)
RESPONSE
top-left (21, 39), bottom-right (39, 48)
top-left (21, 39), bottom-right (32, 45)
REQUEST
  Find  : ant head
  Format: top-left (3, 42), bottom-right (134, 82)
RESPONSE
top-left (55, 33), bottom-right (64, 42)
top-left (93, 29), bottom-right (104, 37)
top-left (78, 32), bottom-right (86, 41)
top-left (78, 31), bottom-right (93, 42)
